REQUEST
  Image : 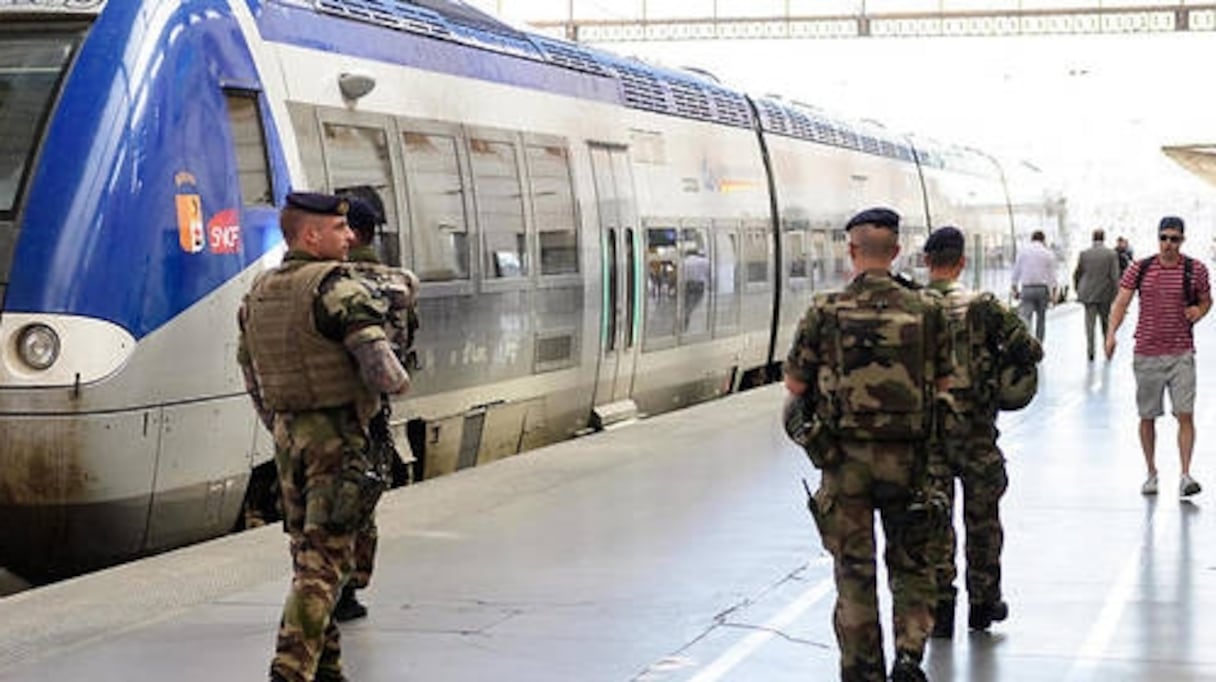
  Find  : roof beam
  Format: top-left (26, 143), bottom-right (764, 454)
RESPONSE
top-left (528, 4), bottom-right (1216, 41)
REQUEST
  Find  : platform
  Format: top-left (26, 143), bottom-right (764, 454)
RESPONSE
top-left (2, 300), bottom-right (1216, 681)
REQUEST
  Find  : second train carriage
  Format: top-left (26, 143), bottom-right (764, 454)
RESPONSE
top-left (0, 0), bottom-right (1064, 582)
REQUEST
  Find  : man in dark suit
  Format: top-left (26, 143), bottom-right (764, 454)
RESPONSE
top-left (1074, 228), bottom-right (1121, 361)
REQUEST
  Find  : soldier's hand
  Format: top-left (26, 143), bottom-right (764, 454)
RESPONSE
top-left (391, 370), bottom-right (412, 395)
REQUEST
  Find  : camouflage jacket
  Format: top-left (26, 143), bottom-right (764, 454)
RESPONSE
top-left (786, 270), bottom-right (952, 442)
top-left (348, 245), bottom-right (420, 364)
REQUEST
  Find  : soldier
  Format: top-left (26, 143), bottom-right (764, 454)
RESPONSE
top-left (237, 191), bottom-right (410, 682)
top-left (783, 207), bottom-right (952, 682)
top-left (332, 188), bottom-right (421, 623)
top-left (920, 227), bottom-right (1042, 638)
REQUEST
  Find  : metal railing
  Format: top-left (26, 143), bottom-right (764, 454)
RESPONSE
top-left (525, 4), bottom-right (1216, 41)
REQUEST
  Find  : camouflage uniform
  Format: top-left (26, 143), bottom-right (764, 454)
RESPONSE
top-left (348, 244), bottom-right (419, 365)
top-left (345, 244), bottom-right (419, 591)
top-left (786, 271), bottom-right (952, 682)
top-left (238, 251), bottom-right (392, 682)
top-left (926, 281), bottom-right (1037, 620)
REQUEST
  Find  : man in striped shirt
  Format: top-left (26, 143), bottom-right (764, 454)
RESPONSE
top-left (1106, 216), bottom-right (1212, 497)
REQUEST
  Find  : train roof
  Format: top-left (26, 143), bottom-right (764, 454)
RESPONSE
top-left (300, 0), bottom-right (940, 164)
top-left (0, 0), bottom-right (1022, 177)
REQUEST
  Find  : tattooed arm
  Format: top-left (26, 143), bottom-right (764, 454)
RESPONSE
top-left (349, 337), bottom-right (411, 395)
top-left (319, 268), bottom-right (411, 394)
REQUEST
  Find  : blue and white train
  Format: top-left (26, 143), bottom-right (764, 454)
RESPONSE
top-left (0, 0), bottom-right (1064, 582)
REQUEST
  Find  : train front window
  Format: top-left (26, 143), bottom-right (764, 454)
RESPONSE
top-left (0, 35), bottom-right (75, 214)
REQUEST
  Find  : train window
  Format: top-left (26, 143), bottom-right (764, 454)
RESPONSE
top-left (713, 230), bottom-right (739, 333)
top-left (0, 35), bottom-right (74, 214)
top-left (680, 227), bottom-right (710, 337)
top-left (322, 122), bottom-right (401, 266)
top-left (785, 231), bottom-right (809, 281)
top-left (831, 231), bottom-right (849, 279)
top-left (470, 137), bottom-right (527, 279)
top-left (525, 145), bottom-right (578, 275)
top-left (809, 231), bottom-right (829, 288)
top-left (401, 131), bottom-right (470, 281)
top-left (605, 227), bottom-right (618, 351)
top-left (624, 227), bottom-right (637, 349)
top-left (644, 227), bottom-right (678, 345)
top-left (743, 229), bottom-right (770, 285)
top-left (223, 91), bottom-right (273, 206)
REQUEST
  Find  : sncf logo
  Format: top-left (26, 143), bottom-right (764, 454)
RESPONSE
top-left (207, 209), bottom-right (241, 254)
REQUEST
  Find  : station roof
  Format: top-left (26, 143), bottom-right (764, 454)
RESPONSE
top-left (1162, 145), bottom-right (1216, 189)
top-left (494, 1), bottom-right (1216, 41)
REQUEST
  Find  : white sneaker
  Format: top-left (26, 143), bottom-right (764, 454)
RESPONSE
top-left (1181, 474), bottom-right (1202, 497)
top-left (1141, 473), bottom-right (1159, 495)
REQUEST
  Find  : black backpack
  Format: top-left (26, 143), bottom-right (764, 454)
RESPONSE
top-left (1134, 255), bottom-right (1198, 306)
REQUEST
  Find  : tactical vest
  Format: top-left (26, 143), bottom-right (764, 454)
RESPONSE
top-left (813, 279), bottom-right (934, 441)
top-left (243, 261), bottom-right (374, 411)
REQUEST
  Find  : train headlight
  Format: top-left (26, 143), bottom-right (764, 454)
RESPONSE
top-left (16, 324), bottom-right (60, 370)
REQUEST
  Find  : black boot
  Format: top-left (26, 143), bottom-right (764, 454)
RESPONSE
top-left (889, 651), bottom-right (927, 682)
top-left (931, 597), bottom-right (955, 639)
top-left (968, 600), bottom-right (1009, 631)
top-left (333, 585), bottom-right (368, 622)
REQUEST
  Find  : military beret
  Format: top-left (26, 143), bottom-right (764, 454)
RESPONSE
top-left (345, 196), bottom-right (384, 232)
top-left (845, 207), bottom-right (900, 233)
top-left (285, 191), bottom-right (349, 216)
top-left (924, 226), bottom-right (964, 253)
top-left (1159, 215), bottom-right (1185, 233)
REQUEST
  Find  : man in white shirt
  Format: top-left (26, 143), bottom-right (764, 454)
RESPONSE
top-left (1011, 230), bottom-right (1057, 342)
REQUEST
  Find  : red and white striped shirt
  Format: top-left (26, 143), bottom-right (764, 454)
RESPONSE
top-left (1122, 256), bottom-right (1211, 356)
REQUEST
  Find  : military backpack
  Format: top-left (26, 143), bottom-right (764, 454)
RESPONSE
top-left (812, 285), bottom-right (934, 441)
top-left (962, 293), bottom-right (1042, 411)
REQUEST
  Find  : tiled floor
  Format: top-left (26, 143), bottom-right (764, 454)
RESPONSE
top-left (3, 301), bottom-right (1216, 681)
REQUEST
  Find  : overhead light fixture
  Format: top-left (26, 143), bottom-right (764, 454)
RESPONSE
top-left (339, 73), bottom-right (376, 101)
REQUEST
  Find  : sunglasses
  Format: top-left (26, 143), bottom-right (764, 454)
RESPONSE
top-left (1159, 234), bottom-right (1184, 244)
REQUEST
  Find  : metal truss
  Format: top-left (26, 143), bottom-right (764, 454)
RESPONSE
top-left (528, 4), bottom-right (1216, 41)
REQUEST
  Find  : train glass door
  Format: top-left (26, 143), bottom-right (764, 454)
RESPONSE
top-left (589, 145), bottom-right (640, 414)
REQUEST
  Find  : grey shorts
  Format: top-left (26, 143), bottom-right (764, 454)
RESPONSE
top-left (1133, 352), bottom-right (1196, 418)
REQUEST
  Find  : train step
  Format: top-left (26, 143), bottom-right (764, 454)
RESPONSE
top-left (591, 399), bottom-right (640, 431)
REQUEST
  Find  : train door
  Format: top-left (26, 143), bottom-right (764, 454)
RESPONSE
top-left (588, 144), bottom-right (640, 424)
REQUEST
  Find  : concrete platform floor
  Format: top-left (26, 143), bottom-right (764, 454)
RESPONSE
top-left (2, 300), bottom-right (1216, 681)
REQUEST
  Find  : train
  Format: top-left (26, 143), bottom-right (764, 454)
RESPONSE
top-left (0, 0), bottom-right (1065, 583)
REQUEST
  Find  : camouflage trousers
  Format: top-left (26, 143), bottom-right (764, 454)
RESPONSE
top-left (928, 422), bottom-right (1008, 607)
top-left (270, 408), bottom-right (369, 682)
top-left (350, 517), bottom-right (378, 590)
top-left (811, 441), bottom-right (935, 682)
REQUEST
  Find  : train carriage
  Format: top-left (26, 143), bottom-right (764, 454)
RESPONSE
top-left (0, 0), bottom-right (1064, 582)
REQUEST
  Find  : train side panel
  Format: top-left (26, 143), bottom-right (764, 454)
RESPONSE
top-left (264, 36), bottom-right (629, 475)
top-left (624, 116), bottom-right (771, 414)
